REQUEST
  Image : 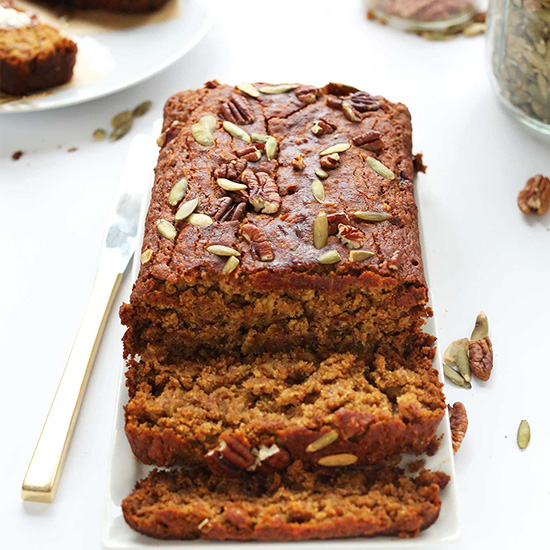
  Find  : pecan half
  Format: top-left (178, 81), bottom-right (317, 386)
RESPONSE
top-left (295, 86), bottom-right (319, 104)
top-left (517, 174), bottom-right (550, 216)
top-left (469, 336), bottom-right (493, 381)
top-left (235, 144), bottom-right (262, 162)
top-left (323, 82), bottom-right (360, 96)
top-left (326, 96), bottom-right (343, 109)
top-left (327, 212), bottom-right (350, 235)
top-left (212, 197), bottom-right (247, 222)
top-left (337, 224), bottom-right (363, 249)
top-left (352, 130), bottom-right (384, 152)
top-left (350, 91), bottom-right (380, 112)
top-left (241, 223), bottom-right (274, 261)
top-left (219, 94), bottom-right (255, 125)
top-left (205, 434), bottom-right (254, 477)
top-left (320, 153), bottom-right (340, 170)
top-left (242, 169), bottom-right (281, 214)
top-left (215, 159), bottom-right (248, 181)
top-left (449, 402), bottom-right (468, 454)
top-left (311, 118), bottom-right (336, 136)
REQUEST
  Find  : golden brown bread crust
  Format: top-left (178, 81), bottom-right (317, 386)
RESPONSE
top-left (124, 346), bottom-right (444, 470)
top-left (121, 463), bottom-right (450, 541)
top-left (0, 3), bottom-right (76, 95)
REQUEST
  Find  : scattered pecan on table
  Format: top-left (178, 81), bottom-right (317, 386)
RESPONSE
top-left (517, 174), bottom-right (550, 216)
top-left (449, 402), bottom-right (468, 454)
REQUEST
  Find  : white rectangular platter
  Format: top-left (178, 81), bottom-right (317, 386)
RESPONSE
top-left (103, 130), bottom-right (460, 549)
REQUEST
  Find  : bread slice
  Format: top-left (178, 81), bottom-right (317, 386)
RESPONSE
top-left (122, 463), bottom-right (450, 541)
top-left (124, 342), bottom-right (445, 471)
top-left (0, 2), bottom-right (77, 96)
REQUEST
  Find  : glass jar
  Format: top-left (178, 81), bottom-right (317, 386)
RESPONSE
top-left (487, 0), bottom-right (550, 134)
top-left (367, 0), bottom-right (482, 31)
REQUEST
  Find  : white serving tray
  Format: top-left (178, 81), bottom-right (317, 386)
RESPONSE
top-left (103, 127), bottom-right (460, 549)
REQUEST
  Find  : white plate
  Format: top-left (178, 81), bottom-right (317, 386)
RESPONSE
top-left (0, 0), bottom-right (211, 113)
top-left (103, 126), bottom-right (461, 548)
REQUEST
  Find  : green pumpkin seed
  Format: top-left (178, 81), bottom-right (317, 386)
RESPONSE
top-left (320, 143), bottom-right (351, 156)
top-left (443, 338), bottom-right (469, 366)
top-left (109, 119), bottom-right (133, 142)
top-left (207, 245), bottom-right (241, 257)
top-left (315, 167), bottom-right (329, 180)
top-left (318, 250), bottom-right (341, 265)
top-left (199, 115), bottom-right (217, 133)
top-left (313, 211), bottom-right (328, 249)
top-left (168, 178), bottom-right (188, 206)
top-left (462, 22), bottom-right (486, 37)
top-left (93, 129), bottom-right (107, 141)
top-left (517, 420), bottom-right (530, 449)
top-left (141, 249), bottom-right (153, 264)
top-left (156, 219), bottom-right (177, 240)
top-left (191, 123), bottom-right (215, 147)
top-left (236, 82), bottom-right (259, 98)
top-left (222, 121), bottom-right (250, 142)
top-left (350, 250), bottom-right (375, 262)
top-left (306, 431), bottom-right (339, 453)
top-left (366, 157), bottom-right (395, 180)
top-left (251, 133), bottom-right (270, 143)
top-left (317, 453), bottom-right (357, 466)
top-left (456, 346), bottom-right (471, 383)
top-left (132, 100), bottom-right (152, 117)
top-left (259, 84), bottom-right (299, 94)
top-left (471, 311), bottom-right (489, 341)
top-left (175, 198), bottom-right (199, 221)
top-left (265, 136), bottom-right (278, 160)
top-left (222, 255), bottom-right (240, 274)
top-left (443, 363), bottom-right (471, 389)
top-left (311, 179), bottom-right (325, 203)
top-left (217, 178), bottom-right (248, 192)
top-left (353, 211), bottom-right (389, 222)
top-left (187, 213), bottom-right (213, 226)
top-left (111, 110), bottom-right (132, 128)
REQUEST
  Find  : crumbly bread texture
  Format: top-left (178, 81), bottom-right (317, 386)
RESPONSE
top-left (122, 463), bottom-right (450, 541)
top-left (125, 343), bottom-right (444, 469)
top-left (40, 0), bottom-right (169, 13)
top-left (0, 2), bottom-right (77, 95)
top-left (120, 81), bottom-right (430, 363)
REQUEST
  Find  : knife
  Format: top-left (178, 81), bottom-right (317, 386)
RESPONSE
top-left (21, 134), bottom-right (154, 503)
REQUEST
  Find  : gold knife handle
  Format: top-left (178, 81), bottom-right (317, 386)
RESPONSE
top-left (21, 264), bottom-right (123, 503)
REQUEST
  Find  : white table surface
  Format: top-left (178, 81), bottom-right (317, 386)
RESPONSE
top-left (1, 0), bottom-right (549, 548)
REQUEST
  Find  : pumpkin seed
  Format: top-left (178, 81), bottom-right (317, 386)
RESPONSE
top-left (141, 249), bottom-right (153, 264)
top-left (353, 211), bottom-right (389, 222)
top-left (207, 245), bottom-right (241, 257)
top-left (259, 84), bottom-right (299, 94)
top-left (265, 136), bottom-right (278, 160)
top-left (191, 123), bottom-right (215, 147)
top-left (471, 311), bottom-right (489, 341)
top-left (236, 82), bottom-right (259, 98)
top-left (109, 119), bottom-right (133, 142)
top-left (132, 100), bottom-right (152, 117)
top-left (517, 420), bottom-right (530, 449)
top-left (443, 363), bottom-right (471, 389)
top-left (187, 213), bottom-right (213, 226)
top-left (318, 250), bottom-right (342, 264)
top-left (168, 178), bottom-right (188, 206)
top-left (313, 211), bottom-right (328, 249)
top-left (199, 115), bottom-right (217, 133)
top-left (156, 219), bottom-right (177, 240)
top-left (366, 157), bottom-right (395, 180)
top-left (222, 121), bottom-right (251, 142)
top-left (315, 167), bottom-right (329, 179)
top-left (463, 22), bottom-right (486, 37)
top-left (222, 255), bottom-right (240, 274)
top-left (197, 519), bottom-right (210, 531)
top-left (350, 250), bottom-right (375, 262)
top-left (306, 431), bottom-right (339, 453)
top-left (318, 453), bottom-right (358, 466)
top-left (443, 338), bottom-right (469, 366)
top-left (251, 133), bottom-right (270, 143)
top-left (111, 110), bottom-right (132, 128)
top-left (456, 346), bottom-right (471, 383)
top-left (217, 178), bottom-right (248, 192)
top-left (93, 129), bottom-right (106, 141)
top-left (320, 143), bottom-right (351, 156)
top-left (311, 179), bottom-right (325, 203)
top-left (175, 198), bottom-right (199, 221)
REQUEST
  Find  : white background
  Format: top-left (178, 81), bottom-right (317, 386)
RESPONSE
top-left (1, 0), bottom-right (549, 548)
